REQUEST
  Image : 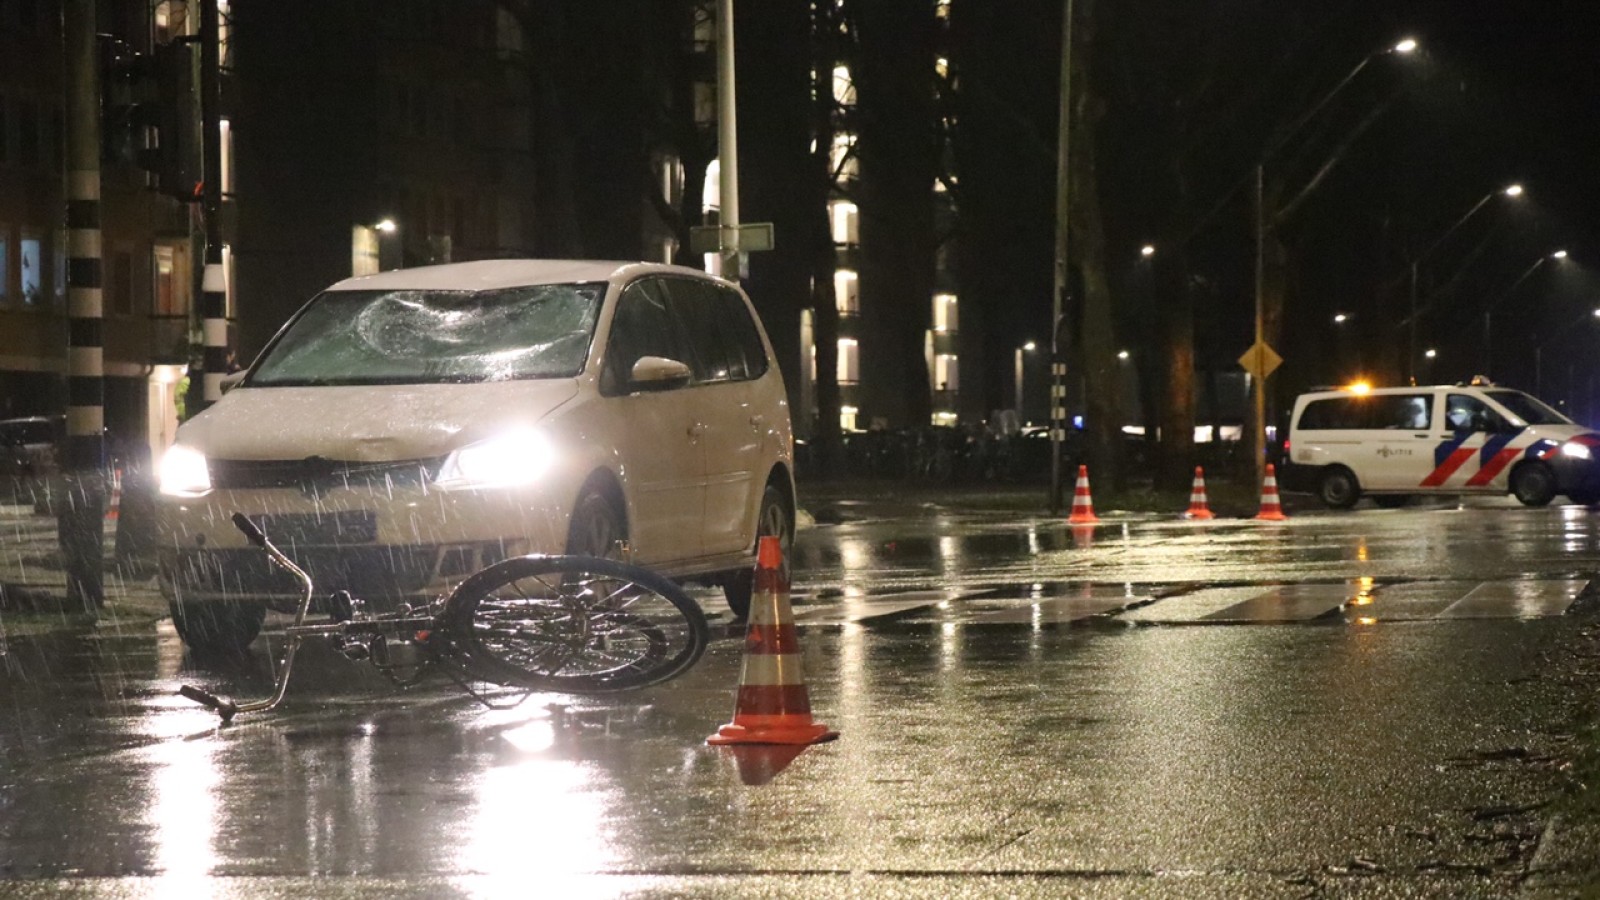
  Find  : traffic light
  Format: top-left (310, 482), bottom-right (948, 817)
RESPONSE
top-left (100, 38), bottom-right (201, 200)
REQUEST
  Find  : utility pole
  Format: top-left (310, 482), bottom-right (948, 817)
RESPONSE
top-left (1048, 0), bottom-right (1075, 515)
top-left (1251, 164), bottom-right (1266, 494)
top-left (716, 0), bottom-right (741, 279)
top-left (59, 0), bottom-right (105, 611)
top-left (198, 0), bottom-right (228, 410)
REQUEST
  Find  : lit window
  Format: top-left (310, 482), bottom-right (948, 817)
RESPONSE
top-left (933, 292), bottom-right (958, 332)
top-left (934, 353), bottom-right (959, 391)
top-left (837, 338), bottom-right (859, 384)
top-left (20, 237), bottom-right (42, 306)
top-left (830, 201), bottom-right (859, 245)
top-left (834, 270), bottom-right (859, 314)
top-left (832, 65), bottom-right (855, 107)
top-left (932, 411), bottom-right (958, 426)
top-left (840, 405), bottom-right (859, 432)
top-left (830, 134), bottom-right (857, 180)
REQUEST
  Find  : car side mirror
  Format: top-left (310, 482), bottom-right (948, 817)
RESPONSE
top-left (220, 370), bottom-right (247, 394)
top-left (629, 356), bottom-right (692, 392)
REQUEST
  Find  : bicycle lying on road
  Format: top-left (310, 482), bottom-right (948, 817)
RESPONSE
top-left (180, 513), bottom-right (710, 723)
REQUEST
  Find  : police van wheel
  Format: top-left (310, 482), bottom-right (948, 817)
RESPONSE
top-left (1318, 467), bottom-right (1360, 510)
top-left (1510, 463), bottom-right (1556, 507)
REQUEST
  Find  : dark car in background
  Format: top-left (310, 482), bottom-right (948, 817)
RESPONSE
top-left (0, 415), bottom-right (64, 480)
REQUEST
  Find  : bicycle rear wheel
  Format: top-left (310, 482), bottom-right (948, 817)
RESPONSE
top-left (439, 555), bottom-right (709, 692)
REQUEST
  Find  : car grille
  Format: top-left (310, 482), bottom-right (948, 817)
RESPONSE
top-left (208, 457), bottom-right (446, 493)
top-left (166, 542), bottom-right (506, 602)
top-left (256, 510), bottom-right (378, 544)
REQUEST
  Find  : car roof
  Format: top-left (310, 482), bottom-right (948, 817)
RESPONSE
top-left (1296, 384), bottom-right (1507, 400)
top-left (322, 260), bottom-right (726, 293)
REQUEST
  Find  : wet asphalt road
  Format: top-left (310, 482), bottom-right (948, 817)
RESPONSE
top-left (2, 493), bottom-right (1599, 897)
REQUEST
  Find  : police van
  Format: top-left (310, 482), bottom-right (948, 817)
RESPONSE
top-left (1280, 381), bottom-right (1600, 508)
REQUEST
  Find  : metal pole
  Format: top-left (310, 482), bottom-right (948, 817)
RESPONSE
top-left (60, 0), bottom-right (105, 610)
top-left (1252, 164), bottom-right (1266, 497)
top-left (198, 0), bottom-right (227, 410)
top-left (1014, 347), bottom-right (1024, 417)
top-left (1408, 259), bottom-right (1418, 384)
top-left (716, 0), bottom-right (741, 279)
top-left (1048, 0), bottom-right (1075, 515)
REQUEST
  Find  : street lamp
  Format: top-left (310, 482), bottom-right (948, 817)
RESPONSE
top-left (1140, 244), bottom-right (1155, 258)
top-left (1535, 307), bottom-right (1600, 399)
top-left (1404, 183), bottom-right (1526, 382)
top-left (1481, 249), bottom-right (1567, 377)
top-left (1249, 36), bottom-right (1420, 493)
top-left (1014, 342), bottom-right (1037, 421)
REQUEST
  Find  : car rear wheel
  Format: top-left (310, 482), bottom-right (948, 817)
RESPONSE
top-left (1318, 467), bottom-right (1361, 510)
top-left (1511, 463), bottom-right (1556, 507)
top-left (169, 599), bottom-right (266, 656)
top-left (723, 484), bottom-right (794, 619)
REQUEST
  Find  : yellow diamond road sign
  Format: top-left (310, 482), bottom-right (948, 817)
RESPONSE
top-left (1238, 341), bottom-right (1283, 381)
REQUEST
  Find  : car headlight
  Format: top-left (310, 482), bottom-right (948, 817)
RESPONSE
top-left (436, 427), bottom-right (555, 489)
top-left (1562, 441), bottom-right (1593, 460)
top-left (158, 445), bottom-right (212, 496)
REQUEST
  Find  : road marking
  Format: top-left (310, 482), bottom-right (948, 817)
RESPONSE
top-left (791, 590), bottom-right (967, 624)
top-left (1200, 583), bottom-right (1356, 623)
top-left (966, 586), bottom-right (1146, 624)
top-left (1435, 579), bottom-right (1586, 619)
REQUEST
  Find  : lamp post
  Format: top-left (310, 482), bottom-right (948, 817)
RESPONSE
top-left (1405, 183), bottom-right (1525, 382)
top-left (1250, 37), bottom-right (1417, 494)
top-left (1482, 249), bottom-right (1565, 377)
top-left (1534, 306), bottom-right (1600, 399)
top-left (1014, 341), bottom-right (1036, 421)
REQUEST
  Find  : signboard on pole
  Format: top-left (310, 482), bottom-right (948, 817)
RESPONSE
top-left (689, 222), bottom-right (775, 255)
top-left (1237, 340), bottom-right (1283, 382)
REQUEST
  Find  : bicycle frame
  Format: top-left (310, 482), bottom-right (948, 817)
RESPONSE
top-left (179, 513), bottom-right (438, 723)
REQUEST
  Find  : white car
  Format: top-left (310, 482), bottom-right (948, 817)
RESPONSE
top-left (158, 260), bottom-right (795, 653)
top-left (1281, 382), bottom-right (1600, 509)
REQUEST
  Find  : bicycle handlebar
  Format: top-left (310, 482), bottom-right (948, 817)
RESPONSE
top-left (232, 513), bottom-right (268, 548)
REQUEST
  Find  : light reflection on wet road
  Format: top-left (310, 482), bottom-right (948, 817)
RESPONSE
top-left (1, 497), bottom-right (1596, 896)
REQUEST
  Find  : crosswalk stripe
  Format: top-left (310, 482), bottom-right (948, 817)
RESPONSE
top-left (1435, 579), bottom-right (1586, 619)
top-left (776, 579), bottom-right (1585, 629)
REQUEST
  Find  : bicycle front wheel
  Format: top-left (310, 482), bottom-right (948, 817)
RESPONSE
top-left (439, 555), bottom-right (709, 692)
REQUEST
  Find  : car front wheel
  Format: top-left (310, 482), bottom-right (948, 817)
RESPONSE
top-left (1511, 463), bottom-right (1557, 507)
top-left (169, 599), bottom-right (266, 656)
top-left (566, 488), bottom-right (625, 559)
top-left (723, 484), bottom-right (794, 619)
top-left (1318, 467), bottom-right (1360, 510)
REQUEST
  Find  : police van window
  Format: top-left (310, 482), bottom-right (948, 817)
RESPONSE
top-left (1447, 394), bottom-right (1517, 433)
top-left (1485, 389), bottom-right (1571, 426)
top-left (1374, 394), bottom-right (1432, 429)
top-left (1298, 397), bottom-right (1364, 429)
top-left (601, 279), bottom-right (688, 396)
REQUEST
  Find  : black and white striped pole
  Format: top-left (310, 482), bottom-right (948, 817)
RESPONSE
top-left (60, 0), bottom-right (105, 609)
top-left (197, 0), bottom-right (228, 410)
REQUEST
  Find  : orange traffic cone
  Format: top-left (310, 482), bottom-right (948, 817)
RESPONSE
top-left (1067, 465), bottom-right (1099, 524)
top-left (708, 536), bottom-right (838, 747)
top-left (1184, 466), bottom-right (1214, 520)
top-left (1255, 463), bottom-right (1288, 521)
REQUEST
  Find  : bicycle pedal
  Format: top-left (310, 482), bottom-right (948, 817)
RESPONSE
top-left (334, 637), bottom-right (370, 661)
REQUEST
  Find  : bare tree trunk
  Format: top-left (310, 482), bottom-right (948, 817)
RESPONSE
top-left (853, 0), bottom-right (937, 429)
top-left (1068, 0), bottom-right (1122, 489)
top-left (1158, 253), bottom-right (1196, 489)
top-left (809, 0), bottom-right (843, 474)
